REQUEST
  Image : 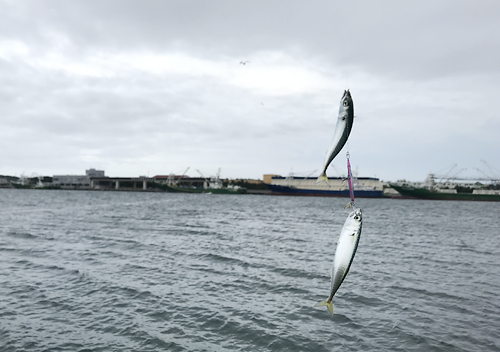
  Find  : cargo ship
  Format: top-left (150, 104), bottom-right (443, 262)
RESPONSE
top-left (389, 174), bottom-right (500, 201)
top-left (263, 174), bottom-right (385, 198)
top-left (389, 184), bottom-right (500, 201)
top-left (265, 183), bottom-right (384, 197)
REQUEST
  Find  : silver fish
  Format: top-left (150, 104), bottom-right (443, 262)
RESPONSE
top-left (317, 90), bottom-right (354, 185)
top-left (317, 207), bottom-right (362, 315)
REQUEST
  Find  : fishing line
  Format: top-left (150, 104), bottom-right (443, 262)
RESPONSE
top-left (345, 151), bottom-right (355, 209)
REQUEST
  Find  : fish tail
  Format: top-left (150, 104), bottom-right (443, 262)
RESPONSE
top-left (316, 300), bottom-right (333, 316)
top-left (315, 173), bottom-right (330, 186)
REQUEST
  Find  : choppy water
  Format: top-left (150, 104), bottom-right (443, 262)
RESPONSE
top-left (1, 189), bottom-right (499, 351)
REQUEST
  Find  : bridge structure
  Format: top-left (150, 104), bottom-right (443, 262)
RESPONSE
top-left (90, 177), bottom-right (156, 191)
top-left (90, 176), bottom-right (208, 191)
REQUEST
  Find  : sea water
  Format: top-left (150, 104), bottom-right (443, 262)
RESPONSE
top-left (1, 189), bottom-right (499, 351)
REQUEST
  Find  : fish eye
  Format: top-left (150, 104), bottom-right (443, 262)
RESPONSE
top-left (343, 100), bottom-right (349, 107)
top-left (354, 216), bottom-right (360, 220)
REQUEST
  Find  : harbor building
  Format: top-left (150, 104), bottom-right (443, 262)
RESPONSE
top-left (53, 169), bottom-right (106, 189)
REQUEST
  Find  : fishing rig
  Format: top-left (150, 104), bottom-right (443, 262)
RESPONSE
top-left (345, 152), bottom-right (355, 209)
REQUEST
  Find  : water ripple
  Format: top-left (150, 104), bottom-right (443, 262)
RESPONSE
top-left (1, 190), bottom-right (499, 351)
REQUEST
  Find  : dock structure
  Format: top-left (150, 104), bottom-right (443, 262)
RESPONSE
top-left (90, 176), bottom-right (208, 191)
top-left (51, 168), bottom-right (213, 191)
top-left (53, 169), bottom-right (161, 191)
top-left (90, 177), bottom-right (155, 191)
top-left (153, 175), bottom-right (205, 189)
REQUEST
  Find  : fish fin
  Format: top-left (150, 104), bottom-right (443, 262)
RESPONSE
top-left (316, 300), bottom-right (334, 316)
top-left (315, 173), bottom-right (330, 186)
top-left (344, 202), bottom-right (353, 209)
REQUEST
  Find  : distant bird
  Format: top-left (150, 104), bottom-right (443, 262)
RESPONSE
top-left (240, 61), bottom-right (249, 65)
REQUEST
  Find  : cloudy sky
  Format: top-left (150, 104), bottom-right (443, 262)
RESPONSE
top-left (1, 0), bottom-right (499, 182)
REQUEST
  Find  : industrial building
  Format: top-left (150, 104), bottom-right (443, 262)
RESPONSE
top-left (52, 169), bottom-right (105, 189)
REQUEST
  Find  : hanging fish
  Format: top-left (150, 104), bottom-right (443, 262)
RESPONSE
top-left (317, 207), bottom-right (362, 316)
top-left (316, 90), bottom-right (354, 185)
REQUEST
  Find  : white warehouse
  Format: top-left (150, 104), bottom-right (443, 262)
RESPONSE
top-left (53, 169), bottom-right (105, 189)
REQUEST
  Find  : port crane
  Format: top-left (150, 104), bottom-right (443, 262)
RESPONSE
top-left (167, 167), bottom-right (190, 186)
top-left (432, 162), bottom-right (500, 184)
top-left (196, 168), bottom-right (223, 189)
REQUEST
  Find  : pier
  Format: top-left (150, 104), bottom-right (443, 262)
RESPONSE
top-left (90, 176), bottom-right (208, 191)
top-left (90, 177), bottom-right (155, 191)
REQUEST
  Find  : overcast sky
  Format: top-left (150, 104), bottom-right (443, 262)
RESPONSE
top-left (1, 0), bottom-right (499, 182)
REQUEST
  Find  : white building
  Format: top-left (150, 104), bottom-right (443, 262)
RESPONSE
top-left (53, 169), bottom-right (105, 189)
top-left (86, 168), bottom-right (105, 178)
